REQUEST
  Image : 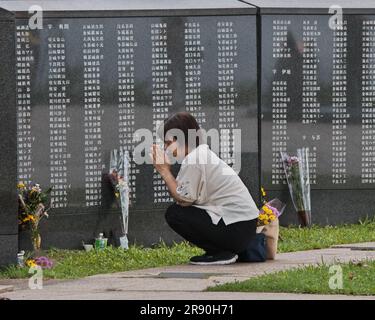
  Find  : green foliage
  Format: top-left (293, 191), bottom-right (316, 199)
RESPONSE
top-left (0, 242), bottom-right (203, 280)
top-left (278, 217), bottom-right (375, 253)
top-left (208, 260), bottom-right (375, 296)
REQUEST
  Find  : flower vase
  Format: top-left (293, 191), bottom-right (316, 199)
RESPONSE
top-left (31, 231), bottom-right (41, 253)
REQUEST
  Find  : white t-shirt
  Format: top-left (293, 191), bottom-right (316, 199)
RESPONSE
top-left (175, 144), bottom-right (259, 225)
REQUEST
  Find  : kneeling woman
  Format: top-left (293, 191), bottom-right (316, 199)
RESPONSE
top-left (150, 112), bottom-right (259, 265)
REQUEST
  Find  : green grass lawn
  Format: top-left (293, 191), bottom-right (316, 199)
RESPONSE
top-left (207, 260), bottom-right (375, 296)
top-left (0, 242), bottom-right (203, 280)
top-left (1, 218), bottom-right (374, 280)
top-left (278, 217), bottom-right (375, 253)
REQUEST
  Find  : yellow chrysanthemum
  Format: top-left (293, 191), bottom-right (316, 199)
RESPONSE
top-left (269, 215), bottom-right (276, 221)
top-left (26, 259), bottom-right (37, 268)
top-left (263, 207), bottom-right (272, 215)
top-left (258, 214), bottom-right (267, 221)
top-left (22, 215), bottom-right (36, 223)
top-left (261, 187), bottom-right (266, 197)
top-left (17, 182), bottom-right (25, 189)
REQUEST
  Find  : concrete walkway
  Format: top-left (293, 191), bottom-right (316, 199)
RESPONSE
top-left (1, 242), bottom-right (375, 300)
top-left (0, 285), bottom-right (13, 294)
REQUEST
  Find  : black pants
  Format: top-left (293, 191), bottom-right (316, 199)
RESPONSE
top-left (165, 203), bottom-right (257, 255)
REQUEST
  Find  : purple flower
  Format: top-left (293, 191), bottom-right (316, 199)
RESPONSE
top-left (283, 156), bottom-right (292, 165)
top-left (290, 156), bottom-right (299, 164)
top-left (35, 256), bottom-right (53, 269)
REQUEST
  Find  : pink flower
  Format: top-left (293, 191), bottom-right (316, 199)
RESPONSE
top-left (290, 156), bottom-right (299, 164)
top-left (35, 256), bottom-right (53, 269)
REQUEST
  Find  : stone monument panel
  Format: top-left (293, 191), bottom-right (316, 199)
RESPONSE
top-left (0, 0), bottom-right (258, 249)
top-left (252, 0), bottom-right (375, 224)
top-left (0, 7), bottom-right (17, 264)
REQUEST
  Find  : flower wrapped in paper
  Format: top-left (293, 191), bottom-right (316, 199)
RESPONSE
top-left (281, 148), bottom-right (312, 227)
top-left (257, 198), bottom-right (285, 233)
top-left (109, 148), bottom-right (130, 249)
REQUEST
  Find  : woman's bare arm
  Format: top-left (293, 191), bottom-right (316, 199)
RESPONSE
top-left (159, 170), bottom-right (193, 206)
top-left (150, 144), bottom-right (193, 206)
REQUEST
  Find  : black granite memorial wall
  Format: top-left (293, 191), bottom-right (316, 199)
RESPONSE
top-left (0, 0), bottom-right (259, 255)
top-left (0, 8), bottom-right (17, 265)
top-left (0, 7), bottom-right (17, 265)
top-left (248, 0), bottom-right (375, 225)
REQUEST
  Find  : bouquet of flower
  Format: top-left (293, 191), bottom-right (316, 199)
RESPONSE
top-left (109, 148), bottom-right (130, 249)
top-left (17, 182), bottom-right (52, 252)
top-left (26, 256), bottom-right (54, 269)
top-left (257, 198), bottom-right (285, 231)
top-left (281, 148), bottom-right (311, 227)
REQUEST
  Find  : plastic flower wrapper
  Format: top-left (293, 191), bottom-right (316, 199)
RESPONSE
top-left (280, 148), bottom-right (311, 227)
top-left (109, 148), bottom-right (130, 249)
top-left (257, 198), bottom-right (285, 233)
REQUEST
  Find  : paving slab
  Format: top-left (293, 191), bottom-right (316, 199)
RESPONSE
top-left (1, 243), bottom-right (375, 300)
top-left (331, 242), bottom-right (375, 250)
top-left (0, 285), bottom-right (13, 294)
top-left (2, 290), bottom-right (375, 300)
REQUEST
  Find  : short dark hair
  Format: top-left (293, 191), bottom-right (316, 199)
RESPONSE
top-left (161, 112), bottom-right (201, 147)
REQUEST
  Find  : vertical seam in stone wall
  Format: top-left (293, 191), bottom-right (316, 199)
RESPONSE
top-left (256, 6), bottom-right (262, 205)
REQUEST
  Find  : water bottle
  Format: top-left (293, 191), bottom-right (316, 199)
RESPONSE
top-left (17, 250), bottom-right (25, 267)
top-left (95, 233), bottom-right (107, 250)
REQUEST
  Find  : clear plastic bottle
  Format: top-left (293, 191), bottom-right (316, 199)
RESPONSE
top-left (17, 250), bottom-right (25, 267)
top-left (95, 233), bottom-right (107, 250)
